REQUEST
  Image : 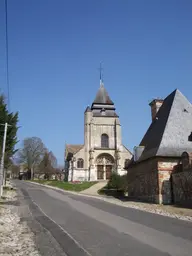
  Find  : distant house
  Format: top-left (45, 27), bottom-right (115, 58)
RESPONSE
top-left (126, 89), bottom-right (192, 204)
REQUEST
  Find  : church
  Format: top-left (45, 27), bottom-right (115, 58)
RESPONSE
top-left (64, 79), bottom-right (132, 181)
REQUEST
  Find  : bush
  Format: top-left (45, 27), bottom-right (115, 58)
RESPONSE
top-left (107, 173), bottom-right (128, 192)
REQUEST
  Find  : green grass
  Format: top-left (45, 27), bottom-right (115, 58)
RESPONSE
top-left (30, 180), bottom-right (97, 192)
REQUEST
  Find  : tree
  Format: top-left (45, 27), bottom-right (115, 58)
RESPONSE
top-left (48, 151), bottom-right (57, 168)
top-left (39, 151), bottom-right (56, 180)
top-left (18, 137), bottom-right (46, 179)
top-left (54, 168), bottom-right (63, 181)
top-left (11, 164), bottom-right (20, 178)
top-left (0, 95), bottom-right (19, 168)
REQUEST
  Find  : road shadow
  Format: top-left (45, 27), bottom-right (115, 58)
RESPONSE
top-left (99, 188), bottom-right (158, 204)
top-left (172, 203), bottom-right (192, 210)
top-left (101, 189), bottom-right (192, 210)
top-left (0, 200), bottom-right (20, 206)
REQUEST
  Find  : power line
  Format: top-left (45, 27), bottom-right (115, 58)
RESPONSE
top-left (5, 0), bottom-right (10, 111)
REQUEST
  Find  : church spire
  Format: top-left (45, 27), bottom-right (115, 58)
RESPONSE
top-left (91, 66), bottom-right (118, 116)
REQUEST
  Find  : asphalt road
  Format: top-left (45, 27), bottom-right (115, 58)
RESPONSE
top-left (15, 180), bottom-right (192, 256)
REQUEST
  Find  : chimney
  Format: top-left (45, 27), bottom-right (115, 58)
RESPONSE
top-left (149, 99), bottom-right (164, 121)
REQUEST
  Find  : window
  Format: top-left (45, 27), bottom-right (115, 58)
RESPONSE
top-left (77, 158), bottom-right (84, 168)
top-left (101, 108), bottom-right (106, 116)
top-left (101, 134), bottom-right (109, 148)
top-left (188, 132), bottom-right (192, 142)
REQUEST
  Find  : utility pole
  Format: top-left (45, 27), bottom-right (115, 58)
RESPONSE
top-left (0, 122), bottom-right (8, 197)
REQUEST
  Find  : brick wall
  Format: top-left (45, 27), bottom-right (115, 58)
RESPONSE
top-left (158, 160), bottom-right (178, 204)
top-left (172, 170), bottom-right (192, 207)
top-left (127, 158), bottom-right (159, 203)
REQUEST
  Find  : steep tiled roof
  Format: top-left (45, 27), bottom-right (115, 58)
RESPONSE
top-left (93, 84), bottom-right (114, 105)
top-left (139, 89), bottom-right (192, 161)
top-left (65, 144), bottom-right (84, 155)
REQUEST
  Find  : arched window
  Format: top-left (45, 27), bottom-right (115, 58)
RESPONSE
top-left (101, 134), bottom-right (109, 148)
top-left (77, 158), bottom-right (84, 168)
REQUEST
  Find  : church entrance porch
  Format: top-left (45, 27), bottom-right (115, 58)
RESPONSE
top-left (96, 154), bottom-right (114, 180)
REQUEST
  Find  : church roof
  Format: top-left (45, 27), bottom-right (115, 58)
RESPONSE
top-left (65, 144), bottom-right (84, 155)
top-left (93, 84), bottom-right (114, 105)
top-left (139, 89), bottom-right (192, 161)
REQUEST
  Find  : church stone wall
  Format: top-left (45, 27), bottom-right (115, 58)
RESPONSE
top-left (94, 149), bottom-right (116, 161)
top-left (93, 117), bottom-right (117, 125)
top-left (120, 146), bottom-right (132, 162)
top-left (92, 125), bottom-right (116, 148)
top-left (91, 116), bottom-right (119, 149)
top-left (68, 169), bottom-right (89, 182)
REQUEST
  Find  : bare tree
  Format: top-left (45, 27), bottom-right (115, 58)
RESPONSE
top-left (18, 137), bottom-right (46, 179)
top-left (11, 164), bottom-right (20, 178)
top-left (49, 151), bottom-right (57, 168)
top-left (54, 167), bottom-right (64, 181)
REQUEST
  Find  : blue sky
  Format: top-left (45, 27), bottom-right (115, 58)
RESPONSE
top-left (0, 0), bottom-right (192, 165)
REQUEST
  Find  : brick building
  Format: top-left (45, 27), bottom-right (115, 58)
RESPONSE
top-left (126, 89), bottom-right (192, 204)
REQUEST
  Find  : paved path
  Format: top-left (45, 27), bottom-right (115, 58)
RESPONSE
top-left (80, 181), bottom-right (107, 195)
top-left (15, 180), bottom-right (192, 256)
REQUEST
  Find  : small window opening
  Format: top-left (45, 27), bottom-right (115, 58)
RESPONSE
top-left (188, 132), bottom-right (192, 142)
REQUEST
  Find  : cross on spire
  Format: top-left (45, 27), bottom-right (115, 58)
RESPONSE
top-left (98, 62), bottom-right (103, 86)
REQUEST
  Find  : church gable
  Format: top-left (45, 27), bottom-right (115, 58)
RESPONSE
top-left (73, 147), bottom-right (86, 169)
top-left (122, 145), bottom-right (133, 155)
top-left (65, 144), bottom-right (84, 160)
top-left (73, 146), bottom-right (85, 158)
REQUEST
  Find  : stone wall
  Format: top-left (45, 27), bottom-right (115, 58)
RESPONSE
top-left (90, 116), bottom-right (121, 149)
top-left (127, 157), bottom-right (179, 204)
top-left (69, 169), bottom-right (89, 182)
top-left (127, 158), bottom-right (159, 203)
top-left (172, 170), bottom-right (192, 207)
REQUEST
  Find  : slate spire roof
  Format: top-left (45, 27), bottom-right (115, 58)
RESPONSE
top-left (91, 82), bottom-right (118, 117)
top-left (93, 83), bottom-right (114, 105)
top-left (139, 89), bottom-right (192, 161)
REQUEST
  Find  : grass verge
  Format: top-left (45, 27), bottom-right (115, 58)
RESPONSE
top-left (30, 180), bottom-right (97, 192)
